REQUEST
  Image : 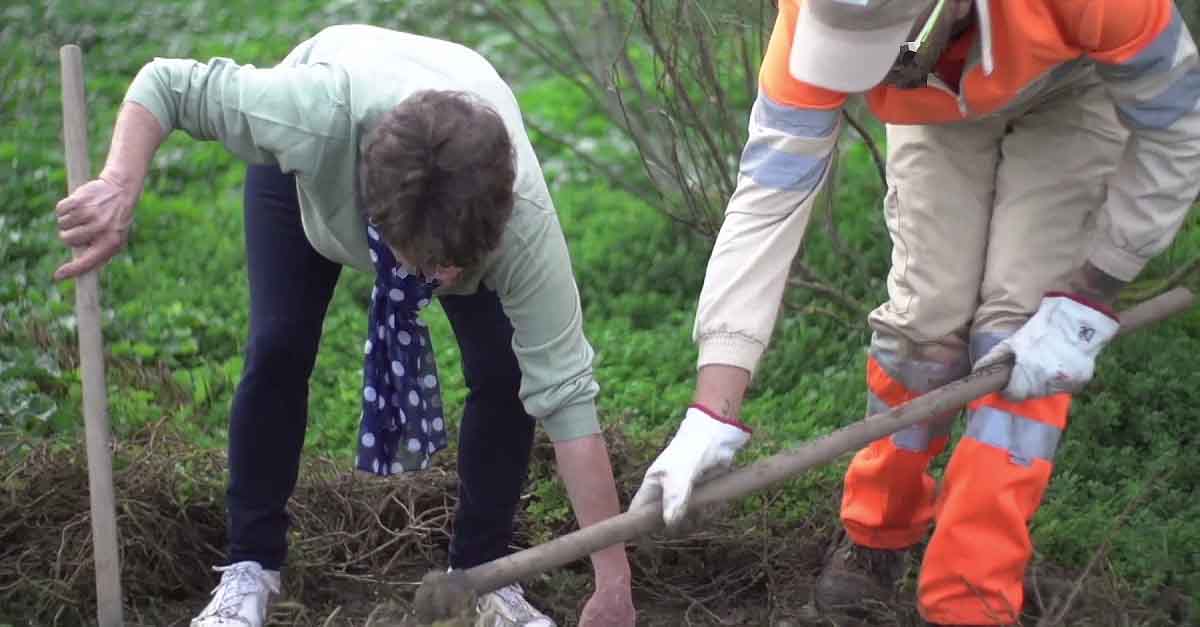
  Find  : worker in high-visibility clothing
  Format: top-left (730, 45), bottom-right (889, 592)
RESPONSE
top-left (630, 0), bottom-right (1200, 624)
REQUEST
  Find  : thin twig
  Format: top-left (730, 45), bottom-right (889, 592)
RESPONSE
top-left (786, 273), bottom-right (867, 316)
top-left (522, 117), bottom-right (657, 204)
top-left (1037, 464), bottom-right (1176, 627)
top-left (1162, 255), bottom-right (1200, 290)
top-left (636, 1), bottom-right (734, 195)
top-left (320, 605), bottom-right (342, 627)
top-left (841, 109), bottom-right (887, 189)
top-left (482, 5), bottom-right (613, 120)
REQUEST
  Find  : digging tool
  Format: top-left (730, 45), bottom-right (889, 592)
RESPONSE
top-left (60, 43), bottom-right (124, 627)
top-left (413, 287), bottom-right (1195, 624)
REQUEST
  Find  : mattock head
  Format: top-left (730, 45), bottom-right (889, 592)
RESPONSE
top-left (413, 569), bottom-right (478, 626)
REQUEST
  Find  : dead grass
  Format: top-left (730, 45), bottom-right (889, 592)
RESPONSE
top-left (0, 423), bottom-right (1192, 626)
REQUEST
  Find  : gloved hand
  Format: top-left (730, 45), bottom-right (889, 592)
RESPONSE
top-left (629, 405), bottom-right (751, 528)
top-left (976, 293), bottom-right (1119, 401)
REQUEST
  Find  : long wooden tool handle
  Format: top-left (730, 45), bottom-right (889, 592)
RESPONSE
top-left (458, 287), bottom-right (1195, 595)
top-left (60, 43), bottom-right (124, 627)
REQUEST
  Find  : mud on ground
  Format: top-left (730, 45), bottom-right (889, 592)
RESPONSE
top-left (1, 425), bottom-right (1192, 626)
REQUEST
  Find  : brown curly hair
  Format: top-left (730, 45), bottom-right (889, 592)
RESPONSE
top-left (359, 90), bottom-right (516, 273)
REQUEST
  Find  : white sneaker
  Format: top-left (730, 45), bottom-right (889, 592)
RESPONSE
top-left (190, 561), bottom-right (281, 627)
top-left (474, 583), bottom-right (557, 627)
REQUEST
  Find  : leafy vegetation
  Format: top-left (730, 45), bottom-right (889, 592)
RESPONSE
top-left (2, 1), bottom-right (1198, 623)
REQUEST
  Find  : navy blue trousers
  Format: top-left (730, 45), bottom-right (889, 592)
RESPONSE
top-left (226, 163), bottom-right (535, 570)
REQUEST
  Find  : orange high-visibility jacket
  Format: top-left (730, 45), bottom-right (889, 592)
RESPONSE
top-left (693, 0), bottom-right (1200, 377)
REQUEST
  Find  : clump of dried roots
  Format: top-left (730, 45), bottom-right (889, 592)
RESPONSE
top-left (2, 420), bottom-right (1191, 626)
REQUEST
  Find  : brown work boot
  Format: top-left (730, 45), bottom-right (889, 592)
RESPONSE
top-left (814, 532), bottom-right (910, 615)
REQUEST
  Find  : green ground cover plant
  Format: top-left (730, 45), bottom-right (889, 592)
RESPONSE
top-left (2, 1), bottom-right (1198, 624)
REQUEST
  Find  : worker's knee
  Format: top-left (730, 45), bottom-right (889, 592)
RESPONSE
top-left (868, 330), bottom-right (971, 394)
top-left (865, 331), bottom-right (970, 452)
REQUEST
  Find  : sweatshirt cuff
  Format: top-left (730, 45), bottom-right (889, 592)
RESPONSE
top-left (1043, 291), bottom-right (1120, 321)
top-left (540, 401), bottom-right (601, 442)
top-left (696, 332), bottom-right (765, 378)
top-left (689, 403), bottom-right (753, 434)
top-left (123, 60), bottom-right (177, 135)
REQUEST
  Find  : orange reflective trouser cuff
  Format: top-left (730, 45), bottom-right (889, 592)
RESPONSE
top-left (842, 356), bottom-right (956, 549)
top-left (842, 436), bottom-right (950, 548)
top-left (842, 352), bottom-right (1071, 625)
top-left (918, 392), bottom-right (1069, 625)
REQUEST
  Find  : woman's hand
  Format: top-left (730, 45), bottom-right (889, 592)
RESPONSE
top-left (578, 575), bottom-right (636, 627)
top-left (54, 173), bottom-right (138, 281)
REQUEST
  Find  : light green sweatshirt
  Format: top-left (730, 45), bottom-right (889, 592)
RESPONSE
top-left (124, 24), bottom-right (600, 441)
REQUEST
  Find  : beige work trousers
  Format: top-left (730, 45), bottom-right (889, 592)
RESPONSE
top-left (867, 72), bottom-right (1129, 360)
top-left (851, 71), bottom-right (1129, 623)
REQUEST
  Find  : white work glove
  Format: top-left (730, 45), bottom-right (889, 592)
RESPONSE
top-left (629, 405), bottom-right (751, 528)
top-left (976, 293), bottom-right (1119, 401)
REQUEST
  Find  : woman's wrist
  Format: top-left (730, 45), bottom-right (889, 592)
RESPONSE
top-left (100, 101), bottom-right (164, 196)
top-left (590, 545), bottom-right (632, 585)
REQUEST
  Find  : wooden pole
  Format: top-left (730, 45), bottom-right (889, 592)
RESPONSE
top-left (424, 287), bottom-right (1195, 603)
top-left (59, 43), bottom-right (124, 627)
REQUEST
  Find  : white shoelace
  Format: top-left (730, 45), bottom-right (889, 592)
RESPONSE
top-left (202, 563), bottom-right (276, 620)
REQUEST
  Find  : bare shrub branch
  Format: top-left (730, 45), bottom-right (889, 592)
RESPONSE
top-left (483, 0), bottom-right (881, 317)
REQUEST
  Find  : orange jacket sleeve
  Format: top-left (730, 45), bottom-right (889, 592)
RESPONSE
top-left (1057, 0), bottom-right (1200, 280)
top-left (692, 0), bottom-right (847, 375)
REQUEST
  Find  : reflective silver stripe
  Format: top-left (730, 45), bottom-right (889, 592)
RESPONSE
top-left (739, 138), bottom-right (830, 192)
top-left (965, 405), bottom-right (1062, 466)
top-left (892, 415), bottom-right (956, 452)
top-left (737, 93), bottom-right (838, 192)
top-left (1096, 10), bottom-right (1183, 82)
top-left (867, 343), bottom-right (967, 452)
top-left (869, 344), bottom-right (969, 394)
top-left (756, 92), bottom-right (840, 137)
top-left (866, 390), bottom-right (890, 416)
top-left (868, 391), bottom-right (957, 452)
top-left (1096, 10), bottom-right (1200, 130)
top-left (969, 331), bottom-right (1011, 367)
top-left (1118, 67), bottom-right (1200, 130)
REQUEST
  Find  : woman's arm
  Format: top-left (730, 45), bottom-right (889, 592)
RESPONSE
top-left (552, 434), bottom-right (632, 585)
top-left (54, 56), bottom-right (350, 280)
top-left (54, 101), bottom-right (165, 280)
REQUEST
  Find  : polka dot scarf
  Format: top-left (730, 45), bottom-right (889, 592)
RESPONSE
top-left (356, 224), bottom-right (447, 476)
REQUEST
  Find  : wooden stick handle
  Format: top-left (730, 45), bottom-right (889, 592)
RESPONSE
top-left (60, 43), bottom-right (124, 627)
top-left (454, 287), bottom-right (1195, 595)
